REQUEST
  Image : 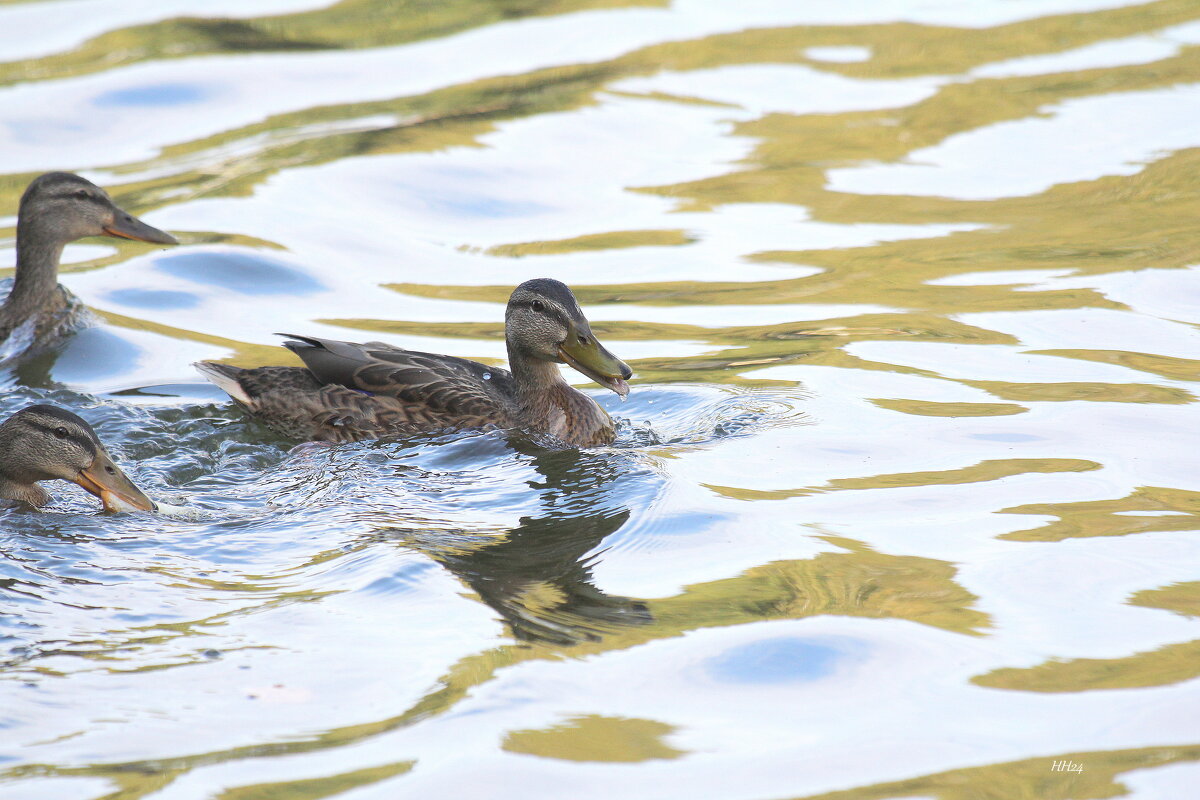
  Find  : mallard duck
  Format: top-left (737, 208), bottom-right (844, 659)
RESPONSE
top-left (1, 172), bottom-right (177, 358)
top-left (195, 278), bottom-right (634, 447)
top-left (0, 404), bottom-right (156, 512)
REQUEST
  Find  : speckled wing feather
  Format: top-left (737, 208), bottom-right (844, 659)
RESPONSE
top-left (256, 378), bottom-right (416, 443)
top-left (196, 361), bottom-right (455, 443)
top-left (196, 333), bottom-right (523, 442)
top-left (279, 334), bottom-right (519, 430)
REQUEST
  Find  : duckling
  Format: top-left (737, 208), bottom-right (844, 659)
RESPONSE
top-left (195, 278), bottom-right (633, 447)
top-left (1, 172), bottom-right (177, 358)
top-left (0, 404), bottom-right (156, 512)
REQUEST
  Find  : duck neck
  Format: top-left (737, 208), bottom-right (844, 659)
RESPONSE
top-left (0, 419), bottom-right (49, 506)
top-left (4, 220), bottom-right (67, 325)
top-left (507, 344), bottom-right (613, 445)
top-left (508, 345), bottom-right (571, 414)
top-left (0, 472), bottom-right (50, 508)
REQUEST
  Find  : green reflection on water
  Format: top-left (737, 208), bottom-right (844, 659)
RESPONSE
top-left (1032, 349), bottom-right (1200, 383)
top-left (217, 760), bottom-right (414, 800)
top-left (1132, 580), bottom-right (1200, 618)
top-left (870, 398), bottom-right (1028, 417)
top-left (486, 228), bottom-right (695, 257)
top-left (974, 585), bottom-right (1200, 693)
top-left (974, 639), bottom-right (1200, 692)
top-left (781, 743), bottom-right (1200, 800)
top-left (650, 535), bottom-right (989, 636)
top-left (503, 715), bottom-right (685, 762)
top-left (0, 0), bottom-right (669, 87)
top-left (706, 457), bottom-right (1100, 500)
top-left (999, 486), bottom-right (1200, 541)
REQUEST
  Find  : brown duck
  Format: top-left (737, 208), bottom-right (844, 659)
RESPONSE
top-left (0, 404), bottom-right (156, 512)
top-left (195, 278), bottom-right (634, 447)
top-left (1, 172), bottom-right (177, 358)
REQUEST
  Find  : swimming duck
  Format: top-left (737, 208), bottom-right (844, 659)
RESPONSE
top-left (0, 404), bottom-right (156, 512)
top-left (195, 278), bottom-right (633, 447)
top-left (1, 172), bottom-right (177, 358)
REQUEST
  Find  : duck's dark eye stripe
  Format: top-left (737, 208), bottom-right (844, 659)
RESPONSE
top-left (25, 421), bottom-right (57, 438)
top-left (529, 303), bottom-right (572, 327)
top-left (59, 189), bottom-right (103, 204)
top-left (525, 299), bottom-right (569, 316)
top-left (24, 420), bottom-right (97, 457)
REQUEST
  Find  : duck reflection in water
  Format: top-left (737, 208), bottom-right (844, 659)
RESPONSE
top-left (404, 440), bottom-right (653, 646)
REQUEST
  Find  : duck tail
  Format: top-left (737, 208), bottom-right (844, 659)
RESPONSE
top-left (193, 361), bottom-right (253, 405)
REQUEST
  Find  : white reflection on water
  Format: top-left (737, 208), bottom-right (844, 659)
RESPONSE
top-left (804, 45), bottom-right (873, 63)
top-left (845, 338), bottom-right (1184, 382)
top-left (969, 33), bottom-right (1179, 78)
top-left (1125, 761), bottom-right (1200, 795)
top-left (1030, 263), bottom-right (1200, 322)
top-left (962, 307), bottom-right (1200, 362)
top-left (828, 84), bottom-right (1200, 199)
top-left (358, 616), bottom-right (1195, 798)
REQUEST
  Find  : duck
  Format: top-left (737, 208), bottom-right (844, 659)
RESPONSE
top-left (0, 404), bottom-right (156, 512)
top-left (195, 278), bottom-right (634, 447)
top-left (1, 172), bottom-right (177, 359)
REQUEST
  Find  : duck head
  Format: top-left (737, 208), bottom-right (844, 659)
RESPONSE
top-left (18, 172), bottom-right (177, 248)
top-left (0, 404), bottom-right (156, 512)
top-left (505, 278), bottom-right (633, 396)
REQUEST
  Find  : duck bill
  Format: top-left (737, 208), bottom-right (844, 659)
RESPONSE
top-left (74, 450), bottom-right (157, 513)
top-left (102, 207), bottom-right (178, 245)
top-left (558, 328), bottom-right (632, 398)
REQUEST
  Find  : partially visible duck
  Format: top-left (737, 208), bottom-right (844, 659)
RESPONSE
top-left (1, 172), bottom-right (177, 358)
top-left (195, 278), bottom-right (634, 447)
top-left (0, 404), bottom-right (156, 512)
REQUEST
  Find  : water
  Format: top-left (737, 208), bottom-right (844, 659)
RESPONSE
top-left (2, 1), bottom-right (1199, 797)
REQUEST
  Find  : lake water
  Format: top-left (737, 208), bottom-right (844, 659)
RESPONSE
top-left (2, 1), bottom-right (1200, 798)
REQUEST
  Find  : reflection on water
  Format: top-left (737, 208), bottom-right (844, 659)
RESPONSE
top-left (398, 440), bottom-right (657, 646)
top-left (3, 0), bottom-right (1200, 797)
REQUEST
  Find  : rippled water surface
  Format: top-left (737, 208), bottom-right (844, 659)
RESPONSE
top-left (3, 1), bottom-right (1200, 797)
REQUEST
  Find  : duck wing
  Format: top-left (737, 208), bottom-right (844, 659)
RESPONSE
top-left (195, 360), bottom-right (472, 443)
top-left (278, 334), bottom-right (517, 426)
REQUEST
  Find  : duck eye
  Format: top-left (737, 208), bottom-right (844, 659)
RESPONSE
top-left (74, 189), bottom-right (90, 200)
top-left (53, 426), bottom-right (69, 439)
top-left (531, 300), bottom-right (545, 312)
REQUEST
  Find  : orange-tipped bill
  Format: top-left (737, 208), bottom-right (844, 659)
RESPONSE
top-left (74, 449), bottom-right (157, 513)
top-left (559, 324), bottom-right (633, 398)
top-left (102, 208), bottom-right (178, 245)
